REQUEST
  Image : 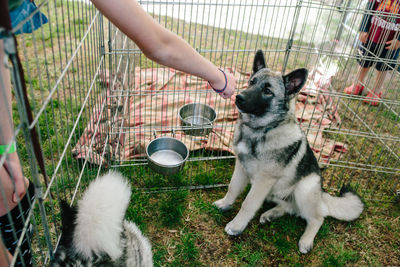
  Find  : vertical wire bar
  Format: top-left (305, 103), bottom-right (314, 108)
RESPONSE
top-left (336, 0), bottom-right (374, 191)
top-left (6, 36), bottom-right (54, 261)
top-left (282, 0), bottom-right (303, 74)
top-left (213, 1), bottom-right (230, 160)
top-left (69, 0), bottom-right (85, 182)
top-left (329, 0), bottom-right (367, 187)
top-left (314, 2), bottom-right (357, 176)
top-left (217, 0), bottom-right (235, 161)
top-left (322, 0), bottom-right (366, 186)
top-left (306, 3), bottom-right (340, 168)
top-left (0, 39), bottom-right (31, 266)
top-left (271, 1), bottom-right (285, 68)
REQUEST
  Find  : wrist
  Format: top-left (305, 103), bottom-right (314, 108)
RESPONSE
top-left (0, 141), bottom-right (16, 155)
top-left (208, 68), bottom-right (227, 93)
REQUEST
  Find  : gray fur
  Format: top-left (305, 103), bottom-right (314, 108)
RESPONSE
top-left (214, 50), bottom-right (364, 254)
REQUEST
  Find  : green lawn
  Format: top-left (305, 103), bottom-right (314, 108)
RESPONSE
top-left (10, 0), bottom-right (400, 266)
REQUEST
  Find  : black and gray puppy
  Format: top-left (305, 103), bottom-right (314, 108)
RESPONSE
top-left (214, 50), bottom-right (364, 253)
top-left (51, 171), bottom-right (153, 266)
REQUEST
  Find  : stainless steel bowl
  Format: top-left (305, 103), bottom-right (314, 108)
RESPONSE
top-left (178, 103), bottom-right (216, 136)
top-left (146, 137), bottom-right (189, 176)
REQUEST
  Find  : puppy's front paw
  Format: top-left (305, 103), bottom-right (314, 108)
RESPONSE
top-left (213, 198), bottom-right (232, 211)
top-left (298, 238), bottom-right (313, 254)
top-left (224, 219), bottom-right (247, 236)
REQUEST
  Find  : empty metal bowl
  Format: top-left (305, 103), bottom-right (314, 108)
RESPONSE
top-left (179, 103), bottom-right (216, 136)
top-left (146, 137), bottom-right (189, 176)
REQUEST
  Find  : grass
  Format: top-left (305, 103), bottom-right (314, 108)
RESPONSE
top-left (9, 0), bottom-right (400, 266)
top-left (114, 166), bottom-right (400, 266)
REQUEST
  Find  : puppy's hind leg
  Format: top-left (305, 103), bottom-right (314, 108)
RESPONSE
top-left (294, 174), bottom-right (325, 253)
top-left (213, 160), bottom-right (248, 211)
top-left (298, 216), bottom-right (324, 254)
top-left (259, 204), bottom-right (286, 224)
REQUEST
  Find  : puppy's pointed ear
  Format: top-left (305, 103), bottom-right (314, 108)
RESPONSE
top-left (253, 50), bottom-right (267, 74)
top-left (59, 200), bottom-right (77, 233)
top-left (283, 68), bottom-right (308, 96)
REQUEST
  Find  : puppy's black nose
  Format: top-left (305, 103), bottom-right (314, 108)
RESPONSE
top-left (235, 94), bottom-right (245, 107)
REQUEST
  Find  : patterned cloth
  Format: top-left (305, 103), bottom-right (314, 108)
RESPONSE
top-left (72, 67), bottom-right (346, 166)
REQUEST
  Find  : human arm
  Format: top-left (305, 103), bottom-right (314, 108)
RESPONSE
top-left (385, 39), bottom-right (400, 50)
top-left (90, 0), bottom-right (236, 98)
top-left (359, 32), bottom-right (369, 43)
top-left (0, 40), bottom-right (28, 213)
top-left (0, 239), bottom-right (12, 267)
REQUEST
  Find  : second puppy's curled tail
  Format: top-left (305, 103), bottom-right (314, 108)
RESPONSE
top-left (73, 171), bottom-right (132, 260)
top-left (322, 184), bottom-right (364, 221)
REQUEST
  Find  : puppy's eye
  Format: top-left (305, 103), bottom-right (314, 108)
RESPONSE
top-left (263, 84), bottom-right (273, 95)
top-left (249, 78), bottom-right (257, 85)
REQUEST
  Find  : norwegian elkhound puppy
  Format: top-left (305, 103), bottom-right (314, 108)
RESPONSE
top-left (214, 50), bottom-right (364, 254)
top-left (51, 171), bottom-right (153, 266)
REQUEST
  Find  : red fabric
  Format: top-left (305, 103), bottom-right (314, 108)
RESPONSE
top-left (368, 0), bottom-right (400, 43)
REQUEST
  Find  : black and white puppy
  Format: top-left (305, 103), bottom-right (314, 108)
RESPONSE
top-left (51, 171), bottom-right (153, 266)
top-left (214, 50), bottom-right (364, 253)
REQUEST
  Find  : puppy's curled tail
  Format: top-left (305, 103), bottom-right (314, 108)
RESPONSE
top-left (322, 184), bottom-right (364, 221)
top-left (73, 171), bottom-right (132, 261)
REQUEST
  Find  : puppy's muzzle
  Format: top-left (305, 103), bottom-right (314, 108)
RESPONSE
top-left (235, 94), bottom-right (245, 109)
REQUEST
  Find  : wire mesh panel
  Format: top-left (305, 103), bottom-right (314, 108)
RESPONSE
top-left (287, 0), bottom-right (400, 200)
top-left (0, 0), bottom-right (106, 265)
top-left (98, 0), bottom-right (399, 199)
top-left (0, 0), bottom-right (399, 265)
top-left (101, 1), bottom-right (307, 191)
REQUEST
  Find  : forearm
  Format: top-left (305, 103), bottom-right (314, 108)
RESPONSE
top-left (91, 0), bottom-right (225, 87)
top-left (0, 86), bottom-right (13, 144)
top-left (0, 238), bottom-right (11, 266)
top-left (0, 40), bottom-right (14, 144)
top-left (145, 32), bottom-right (225, 87)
